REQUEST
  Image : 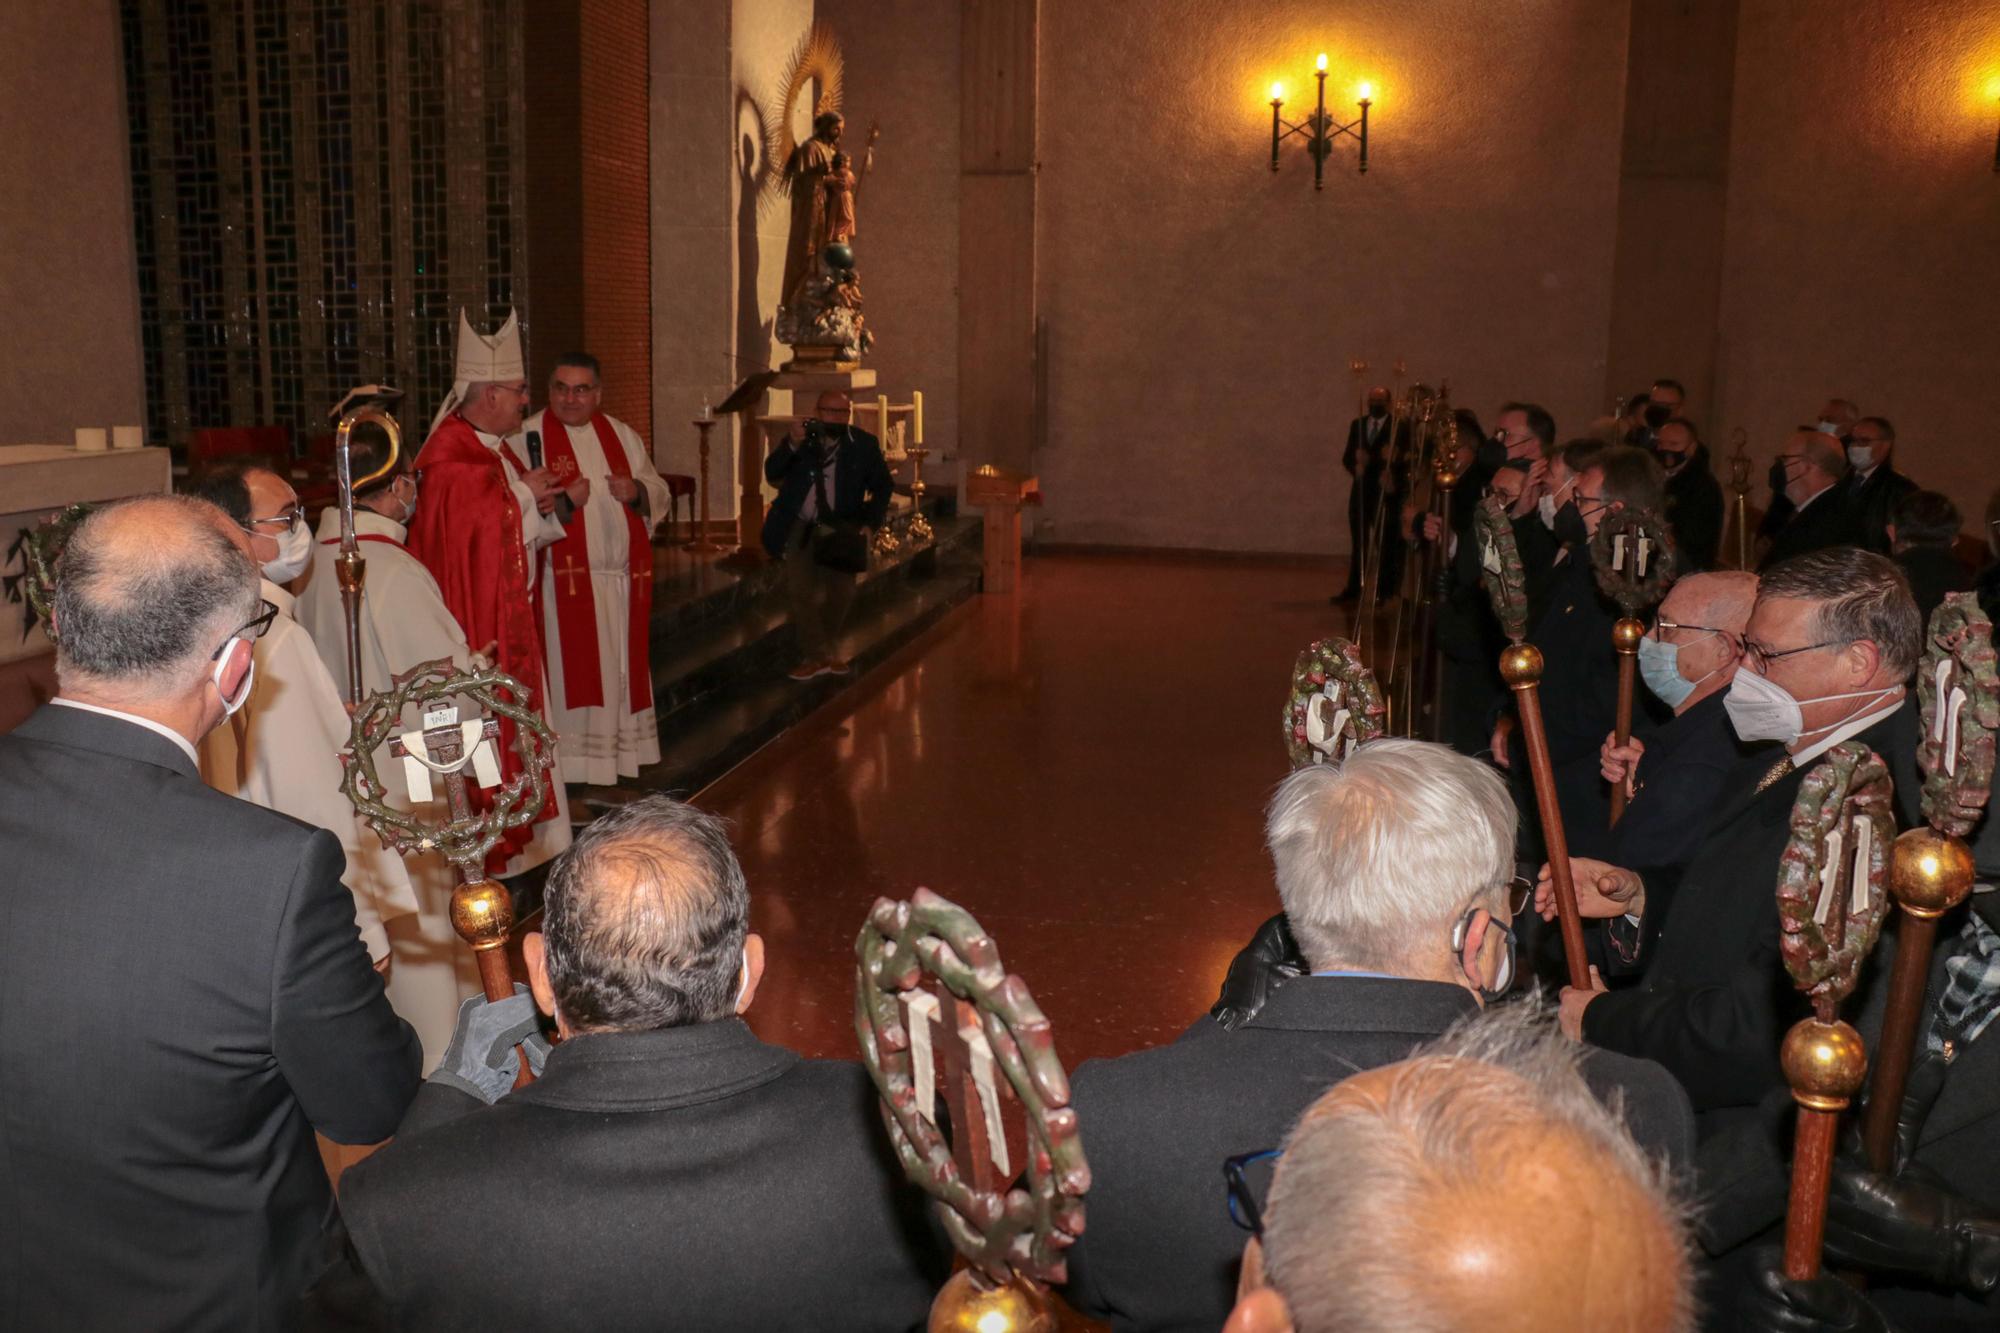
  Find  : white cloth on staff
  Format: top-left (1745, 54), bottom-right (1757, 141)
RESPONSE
top-left (520, 409), bottom-right (669, 786)
top-left (198, 579), bottom-right (419, 964)
top-left (298, 507), bottom-right (481, 1072)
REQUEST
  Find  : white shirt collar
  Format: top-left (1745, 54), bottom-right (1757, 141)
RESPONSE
top-left (1790, 690), bottom-right (1906, 768)
top-left (49, 697), bottom-right (201, 768)
top-left (314, 506), bottom-right (408, 544)
top-left (260, 577), bottom-right (297, 620)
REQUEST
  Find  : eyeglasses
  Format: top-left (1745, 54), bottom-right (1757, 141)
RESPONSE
top-left (242, 505), bottom-right (304, 532)
top-left (1649, 618), bottom-right (1724, 642)
top-left (1740, 637), bottom-right (1846, 672)
top-left (1505, 874), bottom-right (1533, 917)
top-left (211, 599), bottom-right (279, 659)
top-left (1225, 1148), bottom-right (1283, 1236)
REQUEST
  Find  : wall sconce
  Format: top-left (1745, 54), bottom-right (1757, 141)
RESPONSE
top-left (1269, 53), bottom-right (1370, 189)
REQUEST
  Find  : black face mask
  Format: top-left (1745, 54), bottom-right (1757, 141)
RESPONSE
top-left (1476, 433), bottom-right (1509, 472)
top-left (1367, 405), bottom-right (1388, 419)
top-left (1657, 448), bottom-right (1686, 473)
top-left (1643, 403), bottom-right (1672, 430)
top-left (1768, 458), bottom-right (1788, 494)
top-left (1553, 500), bottom-right (1589, 548)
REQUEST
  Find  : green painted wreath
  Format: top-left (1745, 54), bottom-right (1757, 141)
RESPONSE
top-left (1473, 491), bottom-right (1530, 644)
top-left (1915, 592), bottom-right (1998, 839)
top-left (1777, 742), bottom-right (1895, 1020)
top-left (1589, 504), bottom-right (1678, 617)
top-left (1284, 636), bottom-right (1386, 769)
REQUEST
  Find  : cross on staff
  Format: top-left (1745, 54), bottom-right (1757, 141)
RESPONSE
top-left (388, 712), bottom-right (500, 824)
top-left (901, 987), bottom-right (1014, 1194)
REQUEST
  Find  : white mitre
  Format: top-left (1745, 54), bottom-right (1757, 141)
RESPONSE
top-left (428, 308), bottom-right (525, 436)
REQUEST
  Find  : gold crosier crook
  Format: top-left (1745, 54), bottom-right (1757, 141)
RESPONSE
top-left (332, 387), bottom-right (405, 707)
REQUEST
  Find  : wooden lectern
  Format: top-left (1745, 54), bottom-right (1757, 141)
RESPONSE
top-left (966, 464), bottom-right (1036, 595)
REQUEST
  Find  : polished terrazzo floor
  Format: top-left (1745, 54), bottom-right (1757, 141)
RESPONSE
top-left (701, 551), bottom-right (1347, 1066)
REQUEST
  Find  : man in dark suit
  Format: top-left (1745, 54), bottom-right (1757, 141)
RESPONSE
top-left (1889, 488), bottom-right (1973, 623)
top-left (1061, 740), bottom-right (1694, 1333)
top-left (761, 389), bottom-right (895, 680)
top-left (1655, 417), bottom-right (1724, 572)
top-left (0, 496), bottom-right (421, 1329)
top-left (1547, 548), bottom-right (1923, 1135)
top-left (1842, 415), bottom-right (1918, 554)
top-left (322, 794), bottom-right (947, 1331)
top-left (1758, 429), bottom-right (1862, 570)
top-left (1332, 385), bottom-right (1404, 604)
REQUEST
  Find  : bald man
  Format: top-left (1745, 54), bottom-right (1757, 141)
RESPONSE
top-left (1223, 1009), bottom-right (1694, 1333)
top-left (1759, 429), bottom-right (1862, 570)
top-left (0, 496), bottom-right (418, 1327)
top-left (761, 389), bottom-right (894, 679)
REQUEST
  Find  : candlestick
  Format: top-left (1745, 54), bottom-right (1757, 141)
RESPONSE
top-left (1313, 66), bottom-right (1328, 191)
top-left (1270, 86), bottom-right (1283, 171)
top-left (689, 418), bottom-right (724, 554)
top-left (912, 390), bottom-right (924, 445)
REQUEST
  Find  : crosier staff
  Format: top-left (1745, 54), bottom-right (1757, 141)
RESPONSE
top-left (1474, 493), bottom-right (1589, 989)
top-left (329, 385), bottom-right (405, 708)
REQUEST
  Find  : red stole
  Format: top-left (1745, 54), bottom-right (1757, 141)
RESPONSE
top-left (407, 413), bottom-right (558, 872)
top-left (540, 414), bottom-right (654, 712)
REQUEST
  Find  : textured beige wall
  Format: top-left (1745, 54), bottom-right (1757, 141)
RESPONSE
top-left (815, 0), bottom-right (962, 465)
top-left (1715, 0), bottom-right (2000, 525)
top-left (0, 1), bottom-right (144, 445)
top-left (1031, 1), bottom-right (1632, 552)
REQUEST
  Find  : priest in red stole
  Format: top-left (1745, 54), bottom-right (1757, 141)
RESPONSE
top-left (523, 352), bottom-right (670, 785)
top-left (407, 309), bottom-right (576, 876)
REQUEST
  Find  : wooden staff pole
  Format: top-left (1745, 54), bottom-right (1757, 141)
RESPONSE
top-left (1862, 828), bottom-right (1974, 1170)
top-left (1501, 643), bottom-right (1591, 989)
top-left (1780, 1017), bottom-right (1867, 1278)
top-left (1609, 617), bottom-right (1645, 826)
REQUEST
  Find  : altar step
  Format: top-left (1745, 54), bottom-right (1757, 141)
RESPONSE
top-left (569, 501), bottom-right (982, 816)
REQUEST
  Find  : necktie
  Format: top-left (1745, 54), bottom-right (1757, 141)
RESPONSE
top-left (1754, 755), bottom-right (1796, 795)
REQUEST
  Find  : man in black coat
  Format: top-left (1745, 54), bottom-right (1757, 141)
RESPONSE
top-left (1548, 549), bottom-right (1923, 1136)
top-left (321, 795), bottom-right (947, 1332)
top-left (1889, 488), bottom-right (1974, 623)
top-left (1758, 429), bottom-right (1862, 570)
top-left (0, 496), bottom-right (421, 1329)
top-left (1655, 418), bottom-right (1724, 572)
top-left (1333, 385), bottom-right (1405, 603)
top-left (1061, 741), bottom-right (1695, 1333)
top-left (1841, 415), bottom-right (1918, 554)
top-left (761, 389), bottom-right (895, 679)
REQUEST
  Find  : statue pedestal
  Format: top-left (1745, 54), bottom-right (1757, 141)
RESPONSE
top-left (965, 465), bottom-right (1037, 595)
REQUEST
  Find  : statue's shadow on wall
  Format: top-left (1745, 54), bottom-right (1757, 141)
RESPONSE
top-left (735, 92), bottom-right (773, 378)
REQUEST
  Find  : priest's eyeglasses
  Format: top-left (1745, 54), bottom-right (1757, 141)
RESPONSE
top-left (1224, 1148), bottom-right (1283, 1236)
top-left (243, 505), bottom-right (305, 532)
top-left (212, 599), bottom-right (279, 657)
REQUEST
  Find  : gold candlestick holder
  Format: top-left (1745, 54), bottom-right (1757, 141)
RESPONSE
top-left (689, 418), bottom-right (725, 554)
top-left (907, 445), bottom-right (933, 544)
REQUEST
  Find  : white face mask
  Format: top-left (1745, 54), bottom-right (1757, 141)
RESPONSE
top-left (261, 515), bottom-right (312, 584)
top-left (1845, 444), bottom-right (1874, 471)
top-left (210, 639), bottom-right (257, 717)
top-left (1724, 668), bottom-right (1896, 747)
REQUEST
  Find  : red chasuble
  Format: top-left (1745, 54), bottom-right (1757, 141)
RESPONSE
top-left (541, 414), bottom-right (654, 711)
top-left (407, 413), bottom-right (558, 872)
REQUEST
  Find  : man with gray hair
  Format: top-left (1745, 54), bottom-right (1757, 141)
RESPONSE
top-left (1545, 547), bottom-right (1921, 1132)
top-left (1061, 738), bottom-right (1692, 1331)
top-left (1759, 428), bottom-right (1862, 570)
top-left (1222, 1007), bottom-right (1696, 1333)
top-left (323, 794), bottom-right (946, 1328)
top-left (0, 496), bottom-right (420, 1328)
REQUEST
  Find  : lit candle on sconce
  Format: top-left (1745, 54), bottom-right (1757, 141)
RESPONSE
top-left (1270, 82), bottom-right (1285, 170)
top-left (1267, 48), bottom-right (1375, 186)
top-left (1357, 82), bottom-right (1374, 174)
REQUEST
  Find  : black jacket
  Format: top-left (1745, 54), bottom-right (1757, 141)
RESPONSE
top-left (760, 425), bottom-right (895, 558)
top-left (327, 1020), bottom-right (948, 1331)
top-left (1583, 702), bottom-right (1920, 1131)
top-left (1664, 452), bottom-right (1725, 571)
top-left (1894, 544), bottom-right (1974, 625)
top-left (1843, 463), bottom-right (1918, 554)
top-left (1570, 690), bottom-right (1770, 870)
top-left (0, 703), bottom-right (421, 1331)
top-left (1759, 486), bottom-right (1865, 571)
top-left (1061, 978), bottom-right (1695, 1332)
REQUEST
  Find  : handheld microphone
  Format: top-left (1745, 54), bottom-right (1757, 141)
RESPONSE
top-left (526, 429), bottom-right (543, 469)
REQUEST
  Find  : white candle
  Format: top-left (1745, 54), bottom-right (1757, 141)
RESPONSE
top-left (74, 427), bottom-right (108, 452)
top-left (701, 399), bottom-right (712, 421)
top-left (112, 425), bottom-right (144, 450)
top-left (876, 393), bottom-right (889, 439)
top-left (912, 391), bottom-right (924, 444)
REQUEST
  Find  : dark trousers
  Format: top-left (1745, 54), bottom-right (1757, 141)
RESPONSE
top-left (1341, 478), bottom-right (1405, 596)
top-left (784, 519), bottom-right (860, 661)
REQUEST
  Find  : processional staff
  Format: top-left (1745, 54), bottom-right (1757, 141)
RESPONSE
top-left (1392, 387), bottom-right (1453, 739)
top-left (857, 888), bottom-right (1090, 1332)
top-left (1861, 593), bottom-right (1996, 1171)
top-left (1774, 742), bottom-right (1896, 1279)
top-left (341, 658), bottom-right (559, 1087)
top-left (1589, 506), bottom-right (1678, 827)
top-left (1354, 376), bottom-right (1420, 660)
top-left (328, 385), bottom-right (406, 708)
top-left (1474, 493), bottom-right (1591, 990)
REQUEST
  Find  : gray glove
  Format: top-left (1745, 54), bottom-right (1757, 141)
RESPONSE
top-left (430, 986), bottom-right (551, 1104)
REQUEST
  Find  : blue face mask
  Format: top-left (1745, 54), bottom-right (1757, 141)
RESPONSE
top-left (1638, 632), bottom-right (1719, 710)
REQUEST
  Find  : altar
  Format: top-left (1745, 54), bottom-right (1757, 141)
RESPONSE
top-left (1, 442), bottom-right (173, 728)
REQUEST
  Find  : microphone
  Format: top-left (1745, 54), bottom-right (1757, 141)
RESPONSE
top-left (526, 429), bottom-right (543, 470)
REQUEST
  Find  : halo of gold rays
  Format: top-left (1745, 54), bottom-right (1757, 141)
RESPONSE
top-left (763, 21), bottom-right (844, 209)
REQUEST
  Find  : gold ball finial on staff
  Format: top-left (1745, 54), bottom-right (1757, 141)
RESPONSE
top-left (928, 1270), bottom-right (1058, 1333)
top-left (1886, 826), bottom-right (1976, 918)
top-left (1781, 1019), bottom-right (1868, 1112)
top-left (1498, 643), bottom-right (1544, 687)
top-left (449, 877), bottom-right (517, 953)
top-left (1611, 617), bottom-right (1646, 654)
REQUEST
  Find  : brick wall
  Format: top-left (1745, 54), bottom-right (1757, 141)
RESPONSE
top-left (525, 0), bottom-right (653, 452)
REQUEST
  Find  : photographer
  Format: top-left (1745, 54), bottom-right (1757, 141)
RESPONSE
top-left (760, 390), bottom-right (894, 680)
